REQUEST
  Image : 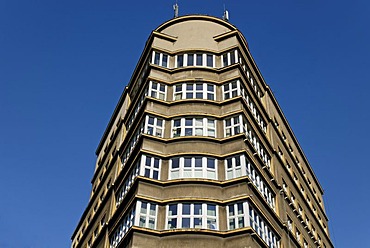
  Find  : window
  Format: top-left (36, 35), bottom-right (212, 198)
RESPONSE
top-left (227, 201), bottom-right (279, 248)
top-left (287, 216), bottom-right (293, 231)
top-left (227, 202), bottom-right (246, 229)
top-left (144, 115), bottom-right (164, 138)
top-left (225, 154), bottom-right (275, 209)
top-left (116, 155), bottom-right (161, 206)
top-left (169, 156), bottom-right (217, 179)
top-left (172, 117), bottom-right (216, 137)
top-left (296, 229), bottom-right (301, 243)
top-left (151, 51), bottom-right (168, 67)
top-left (137, 201), bottom-right (157, 229)
top-left (148, 81), bottom-right (166, 100)
top-left (141, 154), bottom-right (161, 180)
top-left (222, 49), bottom-right (239, 67)
top-left (173, 82), bottom-right (215, 100)
top-left (167, 203), bottom-right (217, 230)
top-left (175, 53), bottom-right (215, 68)
top-left (222, 80), bottom-right (266, 133)
top-left (224, 115), bottom-right (244, 136)
top-left (110, 206), bottom-right (135, 248)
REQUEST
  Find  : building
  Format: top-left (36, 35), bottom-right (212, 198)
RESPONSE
top-left (71, 15), bottom-right (334, 248)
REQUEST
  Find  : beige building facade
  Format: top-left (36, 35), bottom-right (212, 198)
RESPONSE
top-left (71, 15), bottom-right (334, 248)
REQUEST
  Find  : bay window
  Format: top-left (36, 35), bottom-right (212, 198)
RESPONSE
top-left (169, 156), bottom-right (217, 179)
top-left (172, 117), bottom-right (216, 138)
top-left (167, 203), bottom-right (218, 230)
top-left (173, 82), bottom-right (215, 100)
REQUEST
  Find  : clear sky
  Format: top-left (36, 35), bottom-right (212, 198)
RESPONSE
top-left (1, 0), bottom-right (368, 247)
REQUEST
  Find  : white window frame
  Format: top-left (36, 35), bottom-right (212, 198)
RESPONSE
top-left (151, 51), bottom-right (168, 68)
top-left (227, 202), bottom-right (250, 230)
top-left (225, 154), bottom-right (275, 209)
top-left (173, 82), bottom-right (216, 100)
top-left (135, 201), bottom-right (157, 229)
top-left (166, 203), bottom-right (218, 230)
top-left (148, 81), bottom-right (166, 100)
top-left (144, 115), bottom-right (164, 138)
top-left (140, 154), bottom-right (161, 180)
top-left (169, 156), bottom-right (217, 179)
top-left (171, 117), bottom-right (216, 138)
top-left (224, 115), bottom-right (244, 137)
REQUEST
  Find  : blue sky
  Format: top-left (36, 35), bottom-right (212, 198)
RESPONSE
top-left (1, 0), bottom-right (369, 247)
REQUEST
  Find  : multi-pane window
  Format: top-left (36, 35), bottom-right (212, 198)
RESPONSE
top-left (227, 201), bottom-right (279, 248)
top-left (173, 82), bottom-right (215, 100)
top-left (144, 115), bottom-right (164, 138)
top-left (225, 154), bottom-right (275, 209)
top-left (137, 201), bottom-right (157, 229)
top-left (148, 81), bottom-right (166, 100)
top-left (141, 154), bottom-right (161, 180)
top-left (110, 200), bottom-right (158, 248)
top-left (116, 155), bottom-right (161, 206)
top-left (223, 114), bottom-right (270, 168)
top-left (175, 53), bottom-right (215, 68)
top-left (151, 51), bottom-right (168, 67)
top-left (227, 202), bottom-right (246, 229)
top-left (223, 80), bottom-right (266, 133)
top-left (110, 206), bottom-right (135, 248)
top-left (249, 205), bottom-right (279, 248)
top-left (169, 156), bottom-right (217, 179)
top-left (172, 117), bottom-right (216, 138)
top-left (167, 203), bottom-right (217, 230)
top-left (224, 115), bottom-right (245, 136)
top-left (121, 122), bottom-right (144, 165)
top-left (222, 49), bottom-right (239, 67)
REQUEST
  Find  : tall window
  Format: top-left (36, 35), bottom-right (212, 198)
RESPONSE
top-left (141, 154), bottom-right (161, 180)
top-left (152, 51), bottom-right (168, 67)
top-left (224, 115), bottom-right (245, 137)
top-left (169, 156), bottom-right (217, 179)
top-left (228, 202), bottom-right (246, 229)
top-left (222, 49), bottom-right (239, 67)
top-left (172, 117), bottom-right (216, 138)
top-left (167, 203), bottom-right (217, 230)
top-left (173, 82), bottom-right (215, 100)
top-left (137, 201), bottom-right (157, 229)
top-left (148, 81), bottom-right (166, 100)
top-left (144, 115), bottom-right (164, 138)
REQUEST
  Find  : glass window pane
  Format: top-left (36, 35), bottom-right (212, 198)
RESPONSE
top-left (186, 84), bottom-right (193, 90)
top-left (188, 54), bottom-right (194, 66)
top-left (195, 157), bottom-right (202, 167)
top-left (196, 54), bottom-right (202, 66)
top-left (207, 158), bottom-right (215, 169)
top-left (207, 204), bottom-right (216, 216)
top-left (182, 204), bottom-right (191, 215)
top-left (153, 158), bottom-right (159, 168)
top-left (162, 54), bottom-right (168, 67)
top-left (172, 158), bottom-right (179, 168)
top-left (182, 218), bottom-right (190, 228)
top-left (185, 118), bottom-right (193, 126)
top-left (177, 55), bottom-right (184, 67)
top-left (207, 54), bottom-right (213, 67)
top-left (169, 204), bottom-right (177, 215)
top-left (194, 203), bottom-right (202, 215)
top-left (184, 158), bottom-right (191, 167)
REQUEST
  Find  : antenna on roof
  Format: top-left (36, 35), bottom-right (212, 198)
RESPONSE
top-left (173, 1), bottom-right (179, 18)
top-left (222, 4), bottom-right (229, 21)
